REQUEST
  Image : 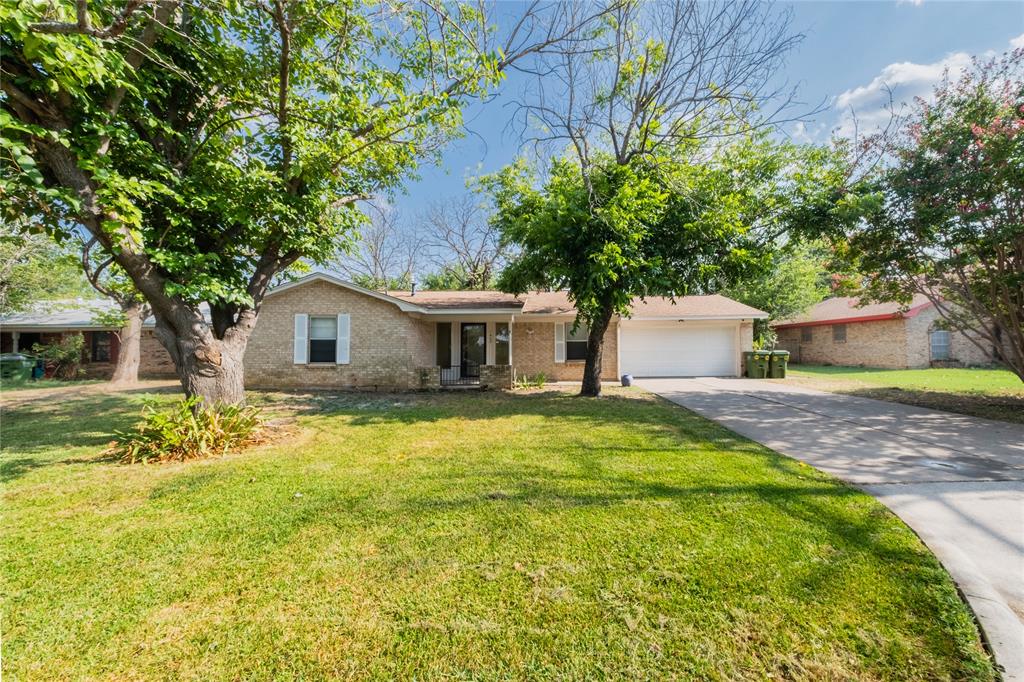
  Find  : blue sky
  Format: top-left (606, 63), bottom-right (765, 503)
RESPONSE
top-left (395, 0), bottom-right (1024, 215)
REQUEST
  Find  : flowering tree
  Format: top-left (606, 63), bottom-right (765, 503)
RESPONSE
top-left (840, 50), bottom-right (1024, 380)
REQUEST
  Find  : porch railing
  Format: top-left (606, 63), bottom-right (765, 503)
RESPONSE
top-left (440, 365), bottom-right (480, 386)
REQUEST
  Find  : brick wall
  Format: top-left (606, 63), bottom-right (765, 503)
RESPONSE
top-left (908, 306), bottom-right (1007, 367)
top-left (417, 366), bottom-right (441, 389)
top-left (244, 280), bottom-right (430, 390)
top-left (775, 318), bottom-right (910, 368)
top-left (139, 329), bottom-right (177, 377)
top-left (777, 305), bottom-right (1013, 370)
top-left (480, 364), bottom-right (512, 390)
top-left (511, 319), bottom-right (619, 382)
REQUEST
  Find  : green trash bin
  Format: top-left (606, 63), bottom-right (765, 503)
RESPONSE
top-left (744, 350), bottom-right (771, 378)
top-left (769, 350), bottom-right (790, 378)
top-left (0, 353), bottom-right (35, 382)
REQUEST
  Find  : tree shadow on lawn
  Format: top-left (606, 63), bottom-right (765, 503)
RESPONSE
top-left (840, 387), bottom-right (1024, 425)
top-left (3, 386), bottom-right (987, 668)
top-left (0, 393), bottom-right (162, 482)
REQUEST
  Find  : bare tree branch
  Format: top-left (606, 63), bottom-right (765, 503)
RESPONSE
top-left (509, 0), bottom-right (814, 173)
top-left (422, 195), bottom-right (506, 289)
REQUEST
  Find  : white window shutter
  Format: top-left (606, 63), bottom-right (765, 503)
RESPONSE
top-left (554, 322), bottom-right (566, 363)
top-left (293, 313), bottom-right (308, 364)
top-left (336, 313), bottom-right (351, 364)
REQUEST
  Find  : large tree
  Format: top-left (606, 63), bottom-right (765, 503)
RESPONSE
top-left (832, 50), bottom-right (1024, 380)
top-left (333, 205), bottom-right (418, 292)
top-left (79, 237), bottom-right (150, 384)
top-left (489, 0), bottom-right (821, 396)
top-left (1, 0), bottom-right (604, 402)
top-left (489, 136), bottom-right (832, 396)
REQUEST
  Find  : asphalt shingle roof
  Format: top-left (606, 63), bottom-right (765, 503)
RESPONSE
top-left (774, 294), bottom-right (934, 327)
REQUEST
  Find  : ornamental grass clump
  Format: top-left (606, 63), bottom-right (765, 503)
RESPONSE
top-left (109, 397), bottom-right (263, 464)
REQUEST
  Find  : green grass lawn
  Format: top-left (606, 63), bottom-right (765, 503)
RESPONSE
top-left (0, 377), bottom-right (103, 392)
top-left (787, 365), bottom-right (1024, 424)
top-left (1, 387), bottom-right (995, 680)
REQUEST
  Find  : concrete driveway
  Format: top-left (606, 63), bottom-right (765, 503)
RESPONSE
top-left (639, 377), bottom-right (1024, 681)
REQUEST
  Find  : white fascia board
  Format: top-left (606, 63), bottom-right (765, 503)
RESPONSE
top-left (514, 313), bottom-right (578, 321)
top-left (623, 314), bottom-right (768, 321)
top-left (413, 309), bottom-right (520, 317)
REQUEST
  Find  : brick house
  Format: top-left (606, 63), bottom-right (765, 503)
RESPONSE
top-left (1, 273), bottom-right (764, 388)
top-left (773, 295), bottom-right (1006, 369)
top-left (245, 272), bottom-right (765, 390)
top-left (0, 300), bottom-right (175, 378)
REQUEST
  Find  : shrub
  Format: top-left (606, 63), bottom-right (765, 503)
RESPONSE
top-left (108, 397), bottom-right (263, 464)
top-left (514, 372), bottom-right (547, 389)
top-left (32, 334), bottom-right (84, 379)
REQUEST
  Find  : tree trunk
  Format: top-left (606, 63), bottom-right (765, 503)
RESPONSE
top-left (580, 305), bottom-right (614, 397)
top-left (110, 301), bottom-right (147, 385)
top-left (152, 314), bottom-right (252, 405)
top-left (33, 128), bottom-right (273, 406)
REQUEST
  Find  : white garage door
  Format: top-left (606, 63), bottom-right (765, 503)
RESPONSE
top-left (620, 322), bottom-right (737, 377)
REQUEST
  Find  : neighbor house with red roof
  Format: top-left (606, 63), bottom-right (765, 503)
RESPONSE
top-left (772, 295), bottom-right (1004, 369)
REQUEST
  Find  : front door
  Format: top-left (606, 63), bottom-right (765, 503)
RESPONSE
top-left (460, 323), bottom-right (486, 378)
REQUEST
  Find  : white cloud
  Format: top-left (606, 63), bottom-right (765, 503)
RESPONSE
top-left (830, 32), bottom-right (1023, 140)
top-left (832, 52), bottom-right (972, 138)
top-left (790, 121), bottom-right (828, 144)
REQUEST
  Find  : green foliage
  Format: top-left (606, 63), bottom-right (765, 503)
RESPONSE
top-left (422, 263), bottom-right (497, 290)
top-left (2, 1), bottom-right (512, 308)
top-left (350, 273), bottom-right (413, 292)
top-left (32, 333), bottom-right (84, 379)
top-left (724, 240), bottom-right (832, 342)
top-left (0, 231), bottom-right (92, 314)
top-left (486, 135), bottom-right (835, 329)
top-left (822, 50), bottom-right (1024, 380)
top-left (513, 372), bottom-right (547, 389)
top-left (108, 397), bottom-right (263, 464)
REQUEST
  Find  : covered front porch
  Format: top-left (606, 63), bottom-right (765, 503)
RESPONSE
top-left (428, 318), bottom-right (512, 387)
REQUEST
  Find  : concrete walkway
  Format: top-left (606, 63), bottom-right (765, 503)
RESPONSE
top-left (639, 377), bottom-right (1024, 681)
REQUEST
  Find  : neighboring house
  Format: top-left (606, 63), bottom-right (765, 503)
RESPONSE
top-left (245, 272), bottom-right (766, 389)
top-left (0, 300), bottom-right (175, 378)
top-left (773, 295), bottom-right (1005, 369)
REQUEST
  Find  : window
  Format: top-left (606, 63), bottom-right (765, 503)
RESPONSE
top-left (832, 324), bottom-right (847, 343)
top-left (566, 322), bottom-right (589, 361)
top-left (800, 327), bottom-right (813, 343)
top-left (930, 329), bottom-right (951, 361)
top-left (309, 316), bottom-right (337, 363)
top-left (436, 323), bottom-right (452, 368)
top-left (495, 323), bottom-right (510, 365)
top-left (91, 332), bottom-right (111, 362)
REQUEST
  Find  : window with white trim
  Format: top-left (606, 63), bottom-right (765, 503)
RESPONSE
top-left (309, 316), bottom-right (338, 363)
top-left (495, 322), bottom-right (510, 365)
top-left (930, 329), bottom-right (951, 361)
top-left (566, 323), bottom-right (589, 361)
